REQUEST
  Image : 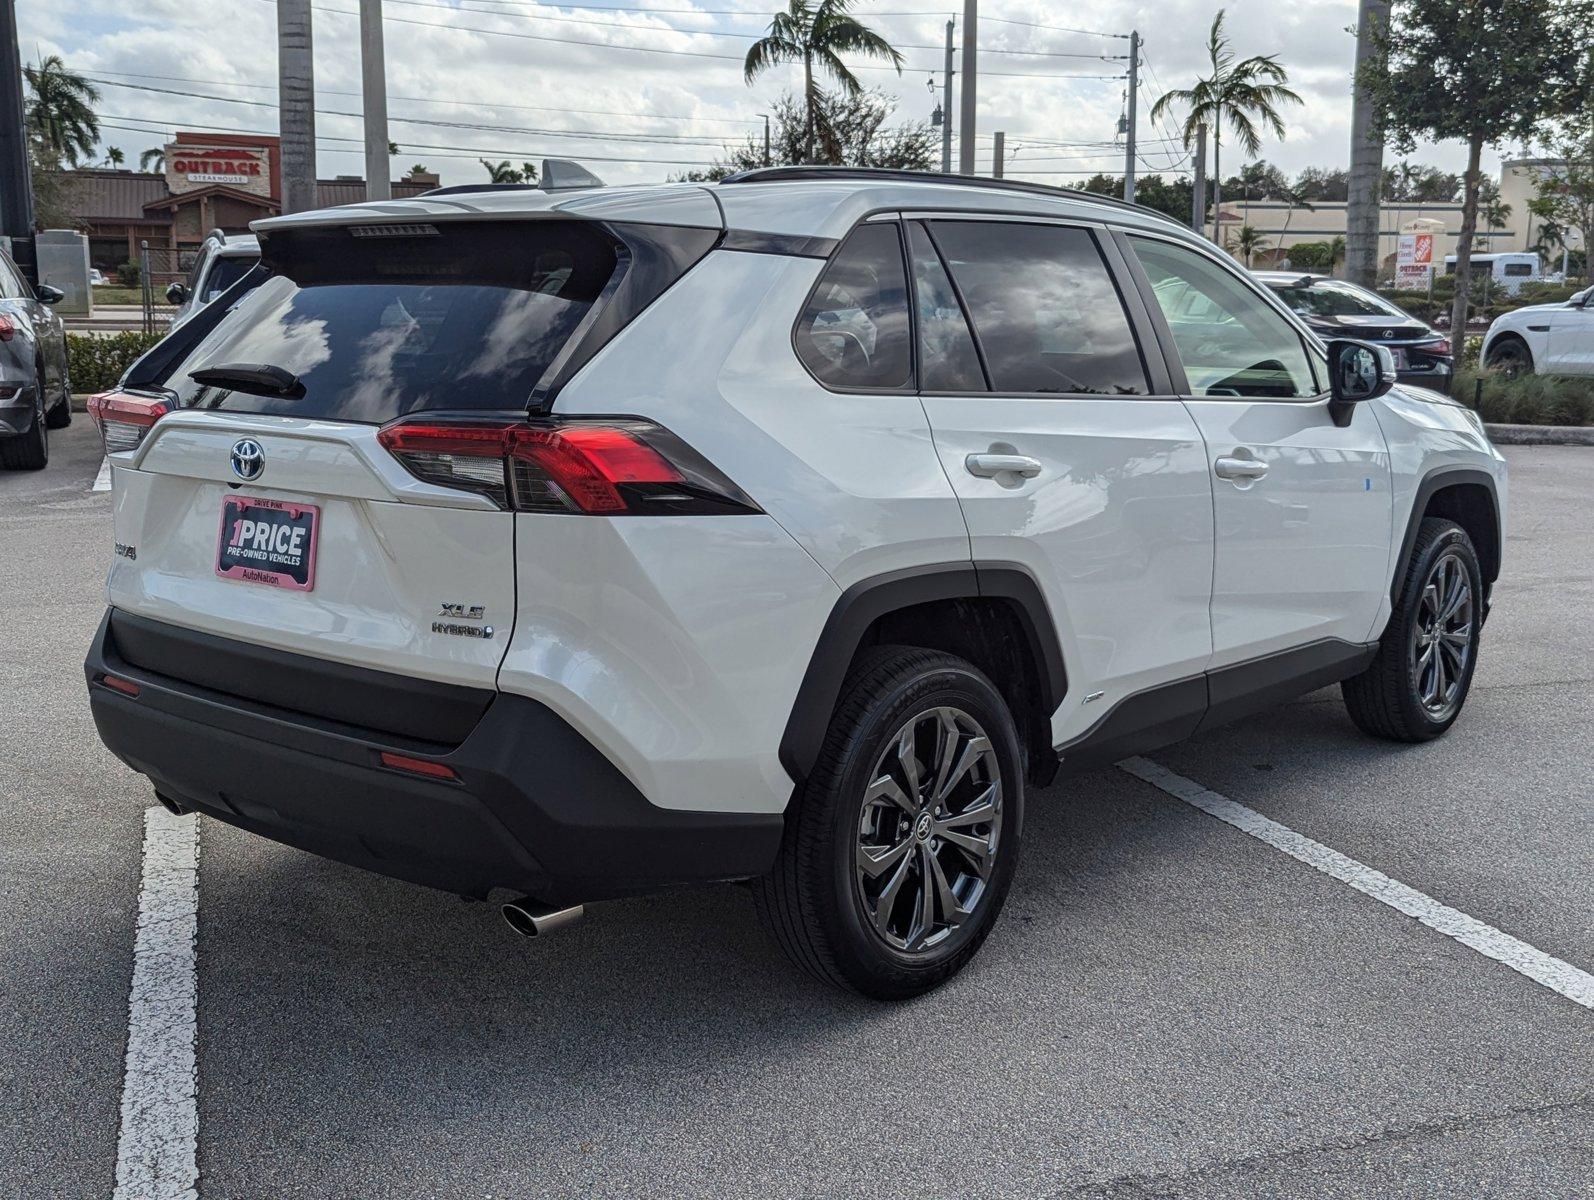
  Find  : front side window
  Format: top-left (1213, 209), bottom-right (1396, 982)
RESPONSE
top-left (928, 220), bottom-right (1148, 395)
top-left (201, 254), bottom-right (259, 302)
top-left (795, 222), bottom-right (912, 391)
top-left (1131, 237), bottom-right (1317, 399)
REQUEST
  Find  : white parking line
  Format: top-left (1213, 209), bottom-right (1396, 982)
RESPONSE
top-left (1120, 757), bottom-right (1594, 1011)
top-left (113, 808), bottom-right (201, 1200)
top-left (93, 457), bottom-right (111, 492)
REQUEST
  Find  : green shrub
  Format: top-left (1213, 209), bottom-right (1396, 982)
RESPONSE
top-left (115, 260), bottom-right (140, 287)
top-left (67, 331), bottom-right (164, 394)
top-left (1451, 366), bottom-right (1594, 426)
top-left (1286, 241), bottom-right (1334, 270)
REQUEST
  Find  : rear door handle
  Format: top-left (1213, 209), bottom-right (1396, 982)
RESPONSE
top-left (965, 453), bottom-right (1043, 479)
top-left (1214, 453), bottom-right (1269, 482)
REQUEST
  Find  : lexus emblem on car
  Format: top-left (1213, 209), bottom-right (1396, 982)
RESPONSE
top-left (1382, 329), bottom-right (1394, 339)
top-left (230, 439), bottom-right (265, 482)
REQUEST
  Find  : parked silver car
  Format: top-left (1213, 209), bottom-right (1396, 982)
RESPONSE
top-left (165, 230), bottom-right (260, 332)
top-left (0, 246), bottom-right (71, 470)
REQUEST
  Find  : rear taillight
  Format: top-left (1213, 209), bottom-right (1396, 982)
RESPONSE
top-left (1412, 337), bottom-right (1452, 358)
top-left (0, 314), bottom-right (14, 342)
top-left (376, 417), bottom-right (760, 516)
top-left (87, 390), bottom-right (170, 455)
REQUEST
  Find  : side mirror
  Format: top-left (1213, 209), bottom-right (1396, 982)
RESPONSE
top-left (1325, 338), bottom-right (1396, 427)
top-left (34, 283), bottom-right (63, 305)
top-left (165, 282), bottom-right (189, 305)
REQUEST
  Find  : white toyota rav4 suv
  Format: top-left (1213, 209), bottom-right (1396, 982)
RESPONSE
top-left (85, 168), bottom-right (1506, 999)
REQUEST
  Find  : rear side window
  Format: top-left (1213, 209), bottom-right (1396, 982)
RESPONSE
top-left (166, 220), bottom-right (619, 422)
top-left (928, 221), bottom-right (1149, 396)
top-left (200, 254), bottom-right (258, 303)
top-left (906, 221), bottom-right (986, 392)
top-left (795, 223), bottom-right (912, 392)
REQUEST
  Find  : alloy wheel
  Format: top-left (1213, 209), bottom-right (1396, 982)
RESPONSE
top-left (1412, 551), bottom-right (1473, 720)
top-left (853, 706), bottom-right (1002, 954)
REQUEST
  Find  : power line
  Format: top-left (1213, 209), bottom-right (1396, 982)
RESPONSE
top-left (86, 69), bottom-right (762, 127)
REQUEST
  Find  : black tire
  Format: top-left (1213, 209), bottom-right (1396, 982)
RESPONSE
top-left (1342, 518), bottom-right (1483, 742)
top-left (756, 646), bottom-right (1025, 1000)
top-left (1485, 336), bottom-right (1533, 378)
top-left (0, 393), bottom-right (48, 471)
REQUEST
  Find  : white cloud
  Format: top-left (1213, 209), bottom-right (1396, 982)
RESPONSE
top-left (17, 0), bottom-right (1523, 190)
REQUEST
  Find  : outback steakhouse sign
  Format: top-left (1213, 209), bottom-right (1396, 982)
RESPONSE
top-left (165, 145), bottom-right (272, 197)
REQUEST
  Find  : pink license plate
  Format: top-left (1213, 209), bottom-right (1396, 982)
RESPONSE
top-left (216, 496), bottom-right (319, 592)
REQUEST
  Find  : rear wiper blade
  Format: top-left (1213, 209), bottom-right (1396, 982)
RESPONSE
top-left (188, 362), bottom-right (304, 399)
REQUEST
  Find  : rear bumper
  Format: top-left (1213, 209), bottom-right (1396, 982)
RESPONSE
top-left (85, 609), bottom-right (782, 903)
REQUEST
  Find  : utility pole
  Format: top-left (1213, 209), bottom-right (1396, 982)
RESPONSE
top-left (1346, 0), bottom-right (1390, 285)
top-left (763, 114), bottom-right (770, 166)
top-left (0, 0), bottom-right (36, 282)
top-left (992, 131), bottom-right (1004, 179)
top-left (1123, 30), bottom-right (1139, 204)
top-left (940, 19), bottom-right (954, 174)
top-left (277, 0), bottom-right (317, 214)
top-left (1191, 122), bottom-right (1207, 235)
top-left (957, 0), bottom-right (976, 174)
top-left (360, 0), bottom-right (390, 202)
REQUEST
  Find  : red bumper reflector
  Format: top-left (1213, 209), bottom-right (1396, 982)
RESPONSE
top-left (379, 751), bottom-right (458, 781)
top-left (101, 674), bottom-right (141, 697)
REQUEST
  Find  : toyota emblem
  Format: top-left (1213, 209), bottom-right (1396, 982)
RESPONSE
top-left (230, 438), bottom-right (265, 482)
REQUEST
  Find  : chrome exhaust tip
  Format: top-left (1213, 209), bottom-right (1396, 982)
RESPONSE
top-left (501, 897), bottom-right (585, 938)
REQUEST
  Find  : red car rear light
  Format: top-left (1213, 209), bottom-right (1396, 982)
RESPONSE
top-left (376, 416), bottom-right (760, 516)
top-left (0, 314), bottom-right (14, 342)
top-left (1412, 337), bottom-right (1452, 357)
top-left (378, 750), bottom-right (458, 781)
top-left (87, 390), bottom-right (170, 455)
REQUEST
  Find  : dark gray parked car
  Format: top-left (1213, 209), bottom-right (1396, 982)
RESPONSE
top-left (0, 247), bottom-right (71, 470)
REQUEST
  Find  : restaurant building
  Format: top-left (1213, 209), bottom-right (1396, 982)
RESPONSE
top-left (58, 131), bottom-right (438, 271)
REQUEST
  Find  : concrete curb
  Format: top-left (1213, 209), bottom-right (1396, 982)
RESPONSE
top-left (1485, 423), bottom-right (1594, 446)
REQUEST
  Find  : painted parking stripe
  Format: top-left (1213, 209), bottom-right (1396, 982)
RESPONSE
top-left (1120, 756), bottom-right (1594, 1011)
top-left (113, 808), bottom-right (201, 1200)
top-left (93, 457), bottom-right (111, 492)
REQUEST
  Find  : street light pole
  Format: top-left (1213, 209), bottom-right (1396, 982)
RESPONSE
top-left (763, 114), bottom-right (771, 166)
top-left (993, 131), bottom-right (1004, 179)
top-left (1191, 122), bottom-right (1207, 234)
top-left (360, 0), bottom-right (390, 202)
top-left (1123, 30), bottom-right (1139, 205)
top-left (957, 0), bottom-right (976, 174)
top-left (941, 19), bottom-right (954, 174)
top-left (277, 0), bottom-right (317, 214)
top-left (0, 0), bottom-right (37, 282)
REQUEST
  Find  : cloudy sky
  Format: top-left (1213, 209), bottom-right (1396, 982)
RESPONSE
top-left (16, 0), bottom-right (1524, 191)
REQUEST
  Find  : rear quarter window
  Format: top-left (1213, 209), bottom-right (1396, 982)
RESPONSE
top-left (165, 220), bottom-right (619, 422)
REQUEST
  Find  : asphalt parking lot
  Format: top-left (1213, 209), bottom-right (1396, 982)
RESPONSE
top-left (3, 421), bottom-right (1590, 1199)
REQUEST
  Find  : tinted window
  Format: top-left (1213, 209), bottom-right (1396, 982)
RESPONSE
top-left (1503, 262), bottom-right (1534, 277)
top-left (1132, 237), bottom-right (1317, 398)
top-left (795, 223), bottom-right (912, 391)
top-left (165, 220), bottom-right (618, 422)
top-left (928, 221), bottom-right (1148, 395)
top-left (1269, 280), bottom-right (1405, 319)
top-left (906, 221), bottom-right (985, 392)
top-left (201, 254), bottom-right (259, 302)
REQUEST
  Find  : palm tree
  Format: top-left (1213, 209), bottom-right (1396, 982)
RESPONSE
top-left (480, 159), bottom-right (524, 183)
top-left (744, 0), bottom-right (903, 165)
top-left (24, 55), bottom-right (100, 167)
top-left (140, 147), bottom-right (165, 172)
top-left (1150, 10), bottom-right (1302, 242)
top-left (103, 146), bottom-right (124, 168)
top-left (1234, 224), bottom-right (1270, 266)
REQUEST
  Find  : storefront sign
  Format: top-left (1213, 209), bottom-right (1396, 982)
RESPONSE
top-left (165, 146), bottom-right (272, 197)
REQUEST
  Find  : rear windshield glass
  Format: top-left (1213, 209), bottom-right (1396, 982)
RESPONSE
top-left (165, 220), bottom-right (618, 422)
top-left (1268, 280), bottom-right (1404, 319)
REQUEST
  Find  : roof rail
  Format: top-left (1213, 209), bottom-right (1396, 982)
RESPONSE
top-left (717, 166), bottom-right (1187, 227)
top-left (417, 182), bottom-right (542, 198)
top-left (205, 227), bottom-right (229, 245)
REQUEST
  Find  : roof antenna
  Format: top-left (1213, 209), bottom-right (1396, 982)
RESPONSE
top-left (540, 159), bottom-right (605, 192)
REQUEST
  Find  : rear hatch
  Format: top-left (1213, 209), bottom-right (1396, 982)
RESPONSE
top-left (99, 218), bottom-right (624, 698)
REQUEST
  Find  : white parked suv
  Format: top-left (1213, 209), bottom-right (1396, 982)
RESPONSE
top-left (1481, 285), bottom-right (1594, 376)
top-left (85, 168), bottom-right (1507, 998)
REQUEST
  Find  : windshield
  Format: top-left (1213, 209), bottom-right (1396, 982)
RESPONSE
top-left (1268, 280), bottom-right (1407, 319)
top-left (165, 220), bottom-right (618, 422)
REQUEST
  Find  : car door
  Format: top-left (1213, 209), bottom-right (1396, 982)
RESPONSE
top-left (1549, 291), bottom-right (1594, 375)
top-left (1120, 231), bottom-right (1393, 670)
top-left (910, 217), bottom-right (1215, 748)
top-left (0, 252), bottom-right (49, 395)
